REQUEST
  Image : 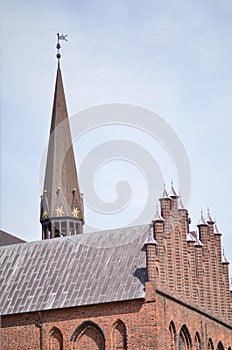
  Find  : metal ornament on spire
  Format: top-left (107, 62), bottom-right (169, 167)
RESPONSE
top-left (56, 33), bottom-right (68, 62)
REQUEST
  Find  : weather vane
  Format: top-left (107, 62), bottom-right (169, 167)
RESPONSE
top-left (56, 33), bottom-right (68, 62)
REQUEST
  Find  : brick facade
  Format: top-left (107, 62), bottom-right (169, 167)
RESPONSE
top-left (1, 291), bottom-right (231, 349)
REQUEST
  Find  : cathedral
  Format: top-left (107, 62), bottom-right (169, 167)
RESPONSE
top-left (0, 37), bottom-right (232, 349)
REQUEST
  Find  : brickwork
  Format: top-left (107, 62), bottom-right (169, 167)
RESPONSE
top-left (1, 291), bottom-right (231, 349)
top-left (152, 197), bottom-right (232, 324)
top-left (1, 300), bottom-right (157, 350)
top-left (155, 291), bottom-right (232, 349)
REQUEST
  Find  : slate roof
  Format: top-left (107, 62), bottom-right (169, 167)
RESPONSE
top-left (0, 224), bottom-right (148, 315)
top-left (0, 230), bottom-right (26, 246)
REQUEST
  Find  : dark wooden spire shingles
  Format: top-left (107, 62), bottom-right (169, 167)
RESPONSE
top-left (41, 65), bottom-right (83, 223)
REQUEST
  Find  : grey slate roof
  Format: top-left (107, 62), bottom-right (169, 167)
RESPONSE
top-left (0, 230), bottom-right (26, 246)
top-left (0, 225), bottom-right (148, 315)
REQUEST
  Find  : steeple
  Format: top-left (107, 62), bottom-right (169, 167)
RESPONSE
top-left (40, 35), bottom-right (84, 239)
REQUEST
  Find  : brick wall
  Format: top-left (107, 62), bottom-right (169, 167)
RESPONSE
top-left (155, 290), bottom-right (232, 349)
top-left (1, 291), bottom-right (231, 349)
top-left (1, 299), bottom-right (156, 350)
top-left (152, 197), bottom-right (232, 323)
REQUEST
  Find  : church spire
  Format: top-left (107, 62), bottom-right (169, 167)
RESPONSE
top-left (40, 35), bottom-right (84, 239)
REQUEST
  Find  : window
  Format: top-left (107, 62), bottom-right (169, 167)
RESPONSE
top-left (178, 325), bottom-right (192, 350)
top-left (169, 321), bottom-right (176, 350)
top-left (49, 327), bottom-right (63, 350)
top-left (194, 332), bottom-right (201, 350)
top-left (179, 333), bottom-right (185, 350)
top-left (208, 338), bottom-right (214, 350)
top-left (217, 342), bottom-right (224, 350)
top-left (70, 321), bottom-right (105, 350)
top-left (112, 320), bottom-right (127, 350)
top-left (61, 221), bottom-right (67, 236)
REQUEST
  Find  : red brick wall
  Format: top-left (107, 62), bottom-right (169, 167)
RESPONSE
top-left (153, 198), bottom-right (231, 324)
top-left (1, 299), bottom-right (156, 350)
top-left (155, 290), bottom-right (232, 349)
top-left (1, 292), bottom-right (232, 350)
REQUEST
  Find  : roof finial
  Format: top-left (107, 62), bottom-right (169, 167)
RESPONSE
top-left (56, 33), bottom-right (68, 64)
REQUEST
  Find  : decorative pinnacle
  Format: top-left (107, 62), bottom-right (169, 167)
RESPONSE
top-left (162, 184), bottom-right (170, 199)
top-left (144, 225), bottom-right (158, 246)
top-left (197, 210), bottom-right (208, 226)
top-left (56, 33), bottom-right (68, 62)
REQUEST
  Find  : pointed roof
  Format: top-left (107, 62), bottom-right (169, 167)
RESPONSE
top-left (205, 208), bottom-right (214, 224)
top-left (153, 204), bottom-right (164, 222)
top-left (187, 232), bottom-right (195, 242)
top-left (194, 237), bottom-right (203, 247)
top-left (169, 181), bottom-right (179, 198)
top-left (222, 249), bottom-right (229, 264)
top-left (214, 222), bottom-right (221, 235)
top-left (42, 64), bottom-right (83, 220)
top-left (144, 225), bottom-right (158, 246)
top-left (197, 210), bottom-right (208, 226)
top-left (160, 185), bottom-right (171, 200)
top-left (178, 196), bottom-right (186, 210)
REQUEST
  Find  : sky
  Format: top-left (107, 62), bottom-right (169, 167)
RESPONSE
top-left (1, 1), bottom-right (232, 270)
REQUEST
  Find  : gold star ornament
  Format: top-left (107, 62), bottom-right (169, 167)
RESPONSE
top-left (42, 210), bottom-right (48, 220)
top-left (55, 206), bottom-right (65, 217)
top-left (72, 208), bottom-right (80, 218)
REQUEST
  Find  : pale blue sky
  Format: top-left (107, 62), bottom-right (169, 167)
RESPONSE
top-left (1, 1), bottom-right (232, 269)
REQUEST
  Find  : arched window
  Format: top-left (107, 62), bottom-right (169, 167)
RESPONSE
top-left (70, 321), bottom-right (105, 350)
top-left (208, 338), bottom-right (214, 350)
top-left (49, 327), bottom-right (63, 350)
top-left (169, 321), bottom-right (176, 350)
top-left (194, 332), bottom-right (201, 350)
top-left (217, 342), bottom-right (224, 350)
top-left (178, 325), bottom-right (192, 350)
top-left (112, 319), bottom-right (127, 350)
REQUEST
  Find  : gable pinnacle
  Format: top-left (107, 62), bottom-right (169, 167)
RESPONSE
top-left (169, 180), bottom-right (178, 198)
top-left (161, 184), bottom-right (171, 199)
top-left (197, 210), bottom-right (208, 226)
top-left (153, 204), bottom-right (164, 222)
top-left (205, 207), bottom-right (214, 224)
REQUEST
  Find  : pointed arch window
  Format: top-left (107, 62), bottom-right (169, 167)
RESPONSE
top-left (217, 342), bottom-right (224, 350)
top-left (49, 327), bottom-right (63, 350)
top-left (178, 325), bottom-right (192, 350)
top-left (208, 338), bottom-right (214, 350)
top-left (70, 320), bottom-right (105, 350)
top-left (169, 321), bottom-right (176, 350)
top-left (194, 332), bottom-right (201, 350)
top-left (112, 319), bottom-right (127, 350)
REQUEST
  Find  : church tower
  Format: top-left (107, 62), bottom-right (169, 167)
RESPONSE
top-left (40, 34), bottom-right (84, 239)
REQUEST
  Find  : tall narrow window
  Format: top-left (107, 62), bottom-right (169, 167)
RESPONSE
top-left (179, 333), bottom-right (185, 350)
top-left (194, 332), bottom-right (201, 350)
top-left (70, 222), bottom-right (75, 235)
top-left (208, 338), bottom-right (214, 350)
top-left (169, 321), bottom-right (176, 350)
top-left (61, 221), bottom-right (67, 236)
top-left (178, 325), bottom-right (192, 350)
top-left (112, 320), bottom-right (127, 350)
top-left (49, 327), bottom-right (63, 350)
